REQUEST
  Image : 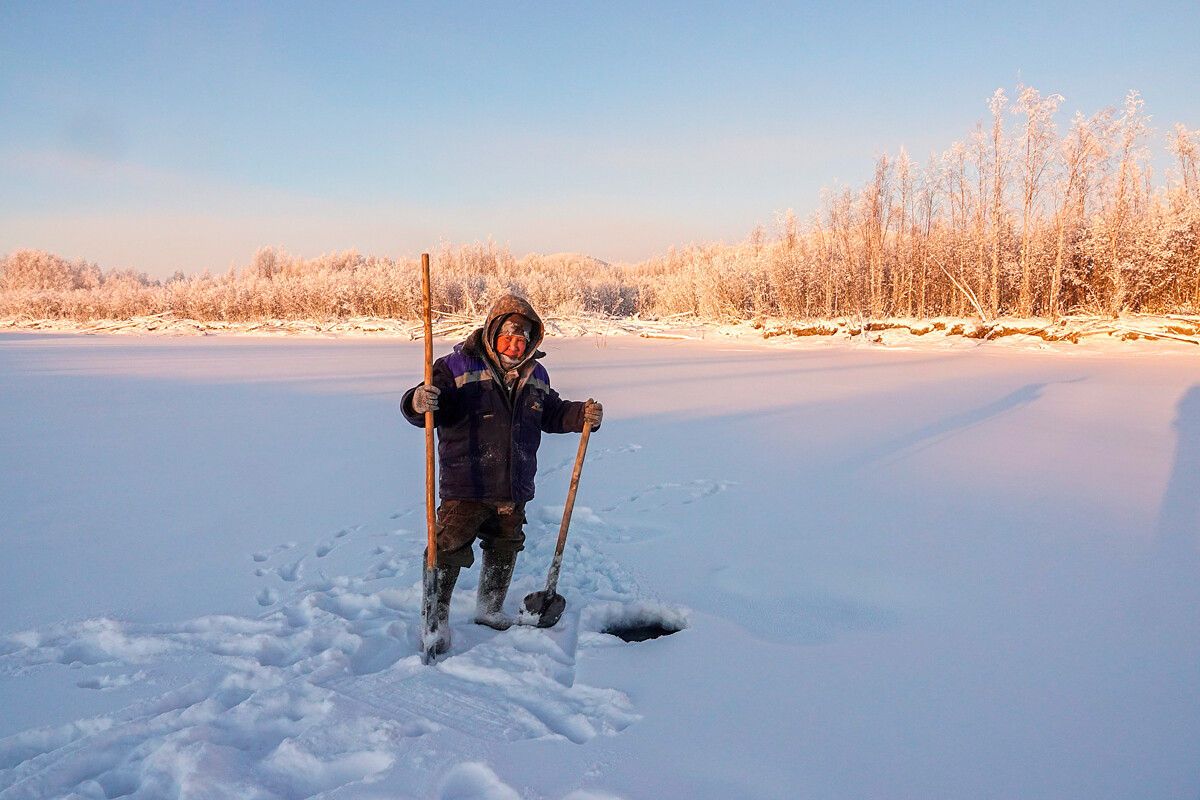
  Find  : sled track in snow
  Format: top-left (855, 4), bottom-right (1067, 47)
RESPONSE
top-left (325, 669), bottom-right (522, 740)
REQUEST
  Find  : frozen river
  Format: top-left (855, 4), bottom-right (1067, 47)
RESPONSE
top-left (2, 331), bottom-right (1197, 799)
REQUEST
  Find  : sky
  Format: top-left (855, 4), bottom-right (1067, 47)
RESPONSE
top-left (2, 1), bottom-right (1198, 280)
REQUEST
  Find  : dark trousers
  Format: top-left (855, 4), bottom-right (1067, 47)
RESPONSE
top-left (434, 500), bottom-right (527, 569)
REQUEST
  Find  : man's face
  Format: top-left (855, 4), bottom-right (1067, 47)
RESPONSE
top-left (496, 334), bottom-right (527, 359)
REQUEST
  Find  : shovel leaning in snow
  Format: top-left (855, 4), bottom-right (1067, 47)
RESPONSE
top-left (418, 253), bottom-right (441, 665)
top-left (519, 401), bottom-right (595, 628)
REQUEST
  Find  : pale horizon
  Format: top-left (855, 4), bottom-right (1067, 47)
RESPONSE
top-left (3, 2), bottom-right (1198, 279)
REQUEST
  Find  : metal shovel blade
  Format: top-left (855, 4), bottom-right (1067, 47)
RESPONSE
top-left (519, 590), bottom-right (566, 628)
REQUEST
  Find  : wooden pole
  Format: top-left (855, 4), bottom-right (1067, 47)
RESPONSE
top-left (420, 253), bottom-right (439, 664)
top-left (422, 253), bottom-right (437, 573)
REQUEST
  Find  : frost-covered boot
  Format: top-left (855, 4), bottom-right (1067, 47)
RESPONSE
top-left (474, 549), bottom-right (517, 630)
top-left (431, 565), bottom-right (459, 655)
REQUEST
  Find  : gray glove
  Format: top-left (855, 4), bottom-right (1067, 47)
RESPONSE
top-left (584, 401), bottom-right (603, 431)
top-left (411, 384), bottom-right (440, 414)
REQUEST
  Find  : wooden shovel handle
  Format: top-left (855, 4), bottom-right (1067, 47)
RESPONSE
top-left (544, 399), bottom-right (594, 595)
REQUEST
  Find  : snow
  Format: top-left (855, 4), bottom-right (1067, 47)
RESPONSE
top-left (2, 330), bottom-right (1199, 799)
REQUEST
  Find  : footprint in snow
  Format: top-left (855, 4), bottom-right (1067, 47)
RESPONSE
top-left (604, 478), bottom-right (736, 513)
top-left (277, 558), bottom-right (304, 582)
top-left (0, 502), bottom-right (682, 799)
top-left (542, 442), bottom-right (642, 476)
top-left (75, 671), bottom-right (146, 691)
top-left (364, 555), bottom-right (405, 580)
top-left (251, 542), bottom-right (296, 563)
top-left (253, 558), bottom-right (304, 583)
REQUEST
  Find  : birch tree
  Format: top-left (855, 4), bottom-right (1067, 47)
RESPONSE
top-left (987, 89), bottom-right (1010, 316)
top-left (1013, 84), bottom-right (1063, 316)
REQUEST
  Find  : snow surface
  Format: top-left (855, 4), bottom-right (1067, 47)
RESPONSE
top-left (1, 331), bottom-right (1199, 799)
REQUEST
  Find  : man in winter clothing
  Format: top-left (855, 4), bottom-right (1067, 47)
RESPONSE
top-left (401, 294), bottom-right (603, 654)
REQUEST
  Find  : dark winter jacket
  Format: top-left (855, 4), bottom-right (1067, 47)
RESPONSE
top-left (402, 294), bottom-right (594, 503)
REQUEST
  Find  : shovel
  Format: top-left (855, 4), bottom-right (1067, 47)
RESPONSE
top-left (519, 400), bottom-right (595, 628)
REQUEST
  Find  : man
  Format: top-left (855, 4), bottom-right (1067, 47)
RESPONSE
top-left (401, 294), bottom-right (603, 654)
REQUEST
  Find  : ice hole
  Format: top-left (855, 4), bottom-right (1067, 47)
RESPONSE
top-left (601, 619), bottom-right (685, 642)
top-left (588, 601), bottom-right (689, 643)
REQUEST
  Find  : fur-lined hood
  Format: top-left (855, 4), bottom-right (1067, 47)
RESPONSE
top-left (460, 294), bottom-right (546, 370)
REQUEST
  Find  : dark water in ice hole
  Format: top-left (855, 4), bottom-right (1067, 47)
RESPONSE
top-left (601, 622), bottom-right (684, 642)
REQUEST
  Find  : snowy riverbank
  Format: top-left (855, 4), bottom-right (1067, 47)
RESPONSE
top-left (3, 311), bottom-right (1200, 354)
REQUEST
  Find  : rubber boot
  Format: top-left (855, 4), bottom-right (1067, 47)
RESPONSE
top-left (432, 565), bottom-right (460, 655)
top-left (474, 549), bottom-right (517, 630)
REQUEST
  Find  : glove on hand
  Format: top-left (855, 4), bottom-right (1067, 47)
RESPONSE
top-left (411, 384), bottom-right (441, 414)
top-left (584, 401), bottom-right (603, 431)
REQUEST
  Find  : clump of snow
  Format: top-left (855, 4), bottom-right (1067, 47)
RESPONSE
top-left (7, 618), bottom-right (177, 667)
top-left (536, 504), bottom-right (605, 526)
top-left (262, 737), bottom-right (393, 796)
top-left (438, 762), bottom-right (523, 800)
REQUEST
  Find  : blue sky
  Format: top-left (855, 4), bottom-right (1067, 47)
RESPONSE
top-left (2, 1), bottom-right (1197, 278)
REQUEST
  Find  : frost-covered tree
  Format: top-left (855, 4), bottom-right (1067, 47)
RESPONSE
top-left (1013, 84), bottom-right (1063, 316)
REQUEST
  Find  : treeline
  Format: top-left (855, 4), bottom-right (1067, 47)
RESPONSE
top-left (0, 245), bottom-right (640, 322)
top-left (3, 86), bottom-right (1198, 324)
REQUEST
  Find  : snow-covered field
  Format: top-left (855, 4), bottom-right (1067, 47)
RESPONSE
top-left (2, 331), bottom-right (1198, 799)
